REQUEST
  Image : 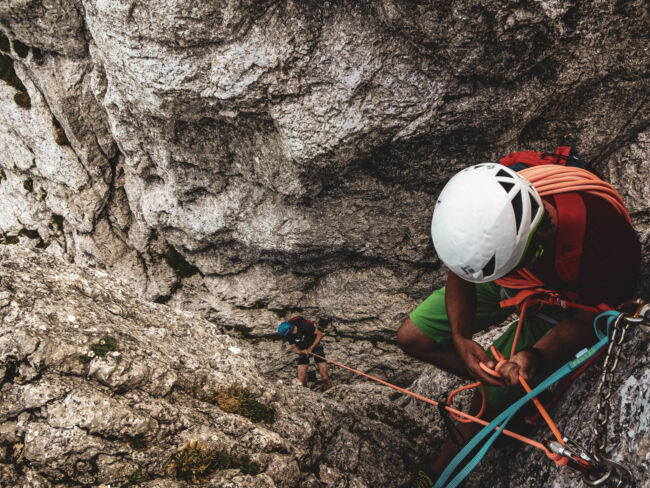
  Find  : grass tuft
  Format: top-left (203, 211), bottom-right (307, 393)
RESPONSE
top-left (78, 335), bottom-right (118, 363)
top-left (120, 468), bottom-right (148, 487)
top-left (169, 441), bottom-right (260, 482)
top-left (208, 385), bottom-right (276, 424)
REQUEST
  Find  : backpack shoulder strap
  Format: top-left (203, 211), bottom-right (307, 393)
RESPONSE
top-left (552, 193), bottom-right (587, 285)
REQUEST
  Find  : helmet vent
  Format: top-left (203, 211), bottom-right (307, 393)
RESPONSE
top-left (511, 190), bottom-right (523, 233)
top-left (482, 254), bottom-right (496, 277)
top-left (499, 180), bottom-right (515, 193)
top-left (496, 168), bottom-right (513, 178)
top-left (529, 190), bottom-right (540, 222)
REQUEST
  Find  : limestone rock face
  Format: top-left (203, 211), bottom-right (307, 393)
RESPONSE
top-left (0, 2), bottom-right (648, 385)
top-left (0, 245), bottom-right (436, 487)
top-left (0, 2), bottom-right (649, 485)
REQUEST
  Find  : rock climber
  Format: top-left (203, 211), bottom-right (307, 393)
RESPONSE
top-left (396, 152), bottom-right (641, 487)
top-left (278, 316), bottom-right (333, 390)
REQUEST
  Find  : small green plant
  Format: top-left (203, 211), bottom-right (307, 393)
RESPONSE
top-left (120, 468), bottom-right (148, 488)
top-left (209, 385), bottom-right (276, 424)
top-left (169, 441), bottom-right (260, 482)
top-left (124, 433), bottom-right (146, 449)
top-left (78, 335), bottom-right (118, 363)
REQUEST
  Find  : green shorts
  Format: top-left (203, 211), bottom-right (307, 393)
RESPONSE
top-left (410, 282), bottom-right (567, 409)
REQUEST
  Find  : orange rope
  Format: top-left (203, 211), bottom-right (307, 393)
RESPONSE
top-left (519, 376), bottom-right (563, 444)
top-left (308, 352), bottom-right (553, 455)
top-left (447, 294), bottom-right (571, 449)
top-left (525, 348), bottom-right (605, 425)
top-left (447, 381), bottom-right (485, 423)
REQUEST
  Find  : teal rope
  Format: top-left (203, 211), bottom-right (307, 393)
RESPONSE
top-left (434, 311), bottom-right (620, 488)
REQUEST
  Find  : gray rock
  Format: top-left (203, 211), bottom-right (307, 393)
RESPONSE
top-left (0, 1), bottom-right (649, 486)
top-left (0, 245), bottom-right (434, 487)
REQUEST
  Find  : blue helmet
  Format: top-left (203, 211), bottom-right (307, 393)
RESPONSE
top-left (278, 321), bottom-right (293, 337)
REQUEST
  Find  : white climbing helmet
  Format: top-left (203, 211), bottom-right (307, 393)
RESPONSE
top-left (431, 163), bottom-right (544, 283)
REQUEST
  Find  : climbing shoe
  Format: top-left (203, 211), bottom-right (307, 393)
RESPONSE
top-left (400, 466), bottom-right (435, 488)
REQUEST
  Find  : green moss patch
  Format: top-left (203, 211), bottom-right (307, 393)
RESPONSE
top-left (208, 385), bottom-right (275, 424)
top-left (169, 441), bottom-right (260, 482)
top-left (78, 335), bottom-right (118, 363)
top-left (120, 468), bottom-right (149, 488)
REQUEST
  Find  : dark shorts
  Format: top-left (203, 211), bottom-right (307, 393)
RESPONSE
top-left (297, 345), bottom-right (326, 365)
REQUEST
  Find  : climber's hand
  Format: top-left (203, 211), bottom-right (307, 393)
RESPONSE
top-left (454, 337), bottom-right (506, 387)
top-left (499, 351), bottom-right (539, 387)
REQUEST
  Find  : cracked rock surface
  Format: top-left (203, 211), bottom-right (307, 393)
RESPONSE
top-left (0, 2), bottom-right (649, 486)
top-left (0, 1), bottom-right (648, 385)
top-left (0, 245), bottom-right (436, 487)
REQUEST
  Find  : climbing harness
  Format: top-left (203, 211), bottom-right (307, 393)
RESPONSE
top-left (308, 301), bottom-right (648, 487)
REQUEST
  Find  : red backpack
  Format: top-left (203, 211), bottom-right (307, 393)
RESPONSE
top-left (494, 147), bottom-right (628, 289)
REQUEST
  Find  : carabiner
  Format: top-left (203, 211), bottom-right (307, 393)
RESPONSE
top-left (582, 453), bottom-right (634, 487)
top-left (545, 439), bottom-right (595, 474)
